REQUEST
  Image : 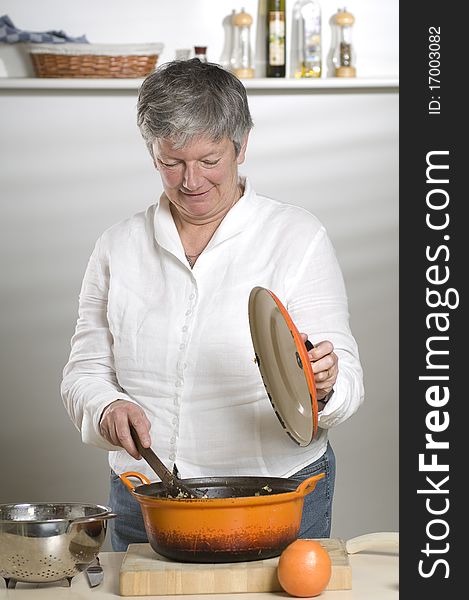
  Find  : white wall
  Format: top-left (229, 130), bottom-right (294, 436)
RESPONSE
top-left (0, 0), bottom-right (398, 548)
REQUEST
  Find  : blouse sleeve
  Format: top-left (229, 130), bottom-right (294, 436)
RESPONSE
top-left (60, 237), bottom-right (136, 450)
top-left (285, 226), bottom-right (365, 429)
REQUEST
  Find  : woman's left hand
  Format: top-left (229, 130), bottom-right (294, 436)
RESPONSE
top-left (300, 334), bottom-right (338, 401)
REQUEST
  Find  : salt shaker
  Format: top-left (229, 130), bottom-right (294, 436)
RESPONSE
top-left (231, 8), bottom-right (255, 78)
top-left (331, 7), bottom-right (356, 77)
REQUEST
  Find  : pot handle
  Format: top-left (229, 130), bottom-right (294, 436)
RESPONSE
top-left (119, 471), bottom-right (151, 492)
top-left (295, 472), bottom-right (325, 497)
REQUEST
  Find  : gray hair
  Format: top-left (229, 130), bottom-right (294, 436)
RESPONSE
top-left (137, 59), bottom-right (254, 158)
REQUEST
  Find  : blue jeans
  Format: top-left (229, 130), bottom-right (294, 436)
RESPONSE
top-left (292, 442), bottom-right (335, 539)
top-left (109, 470), bottom-right (148, 552)
top-left (108, 442), bottom-right (335, 551)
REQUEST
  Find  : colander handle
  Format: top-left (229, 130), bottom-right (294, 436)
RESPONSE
top-left (66, 512), bottom-right (117, 533)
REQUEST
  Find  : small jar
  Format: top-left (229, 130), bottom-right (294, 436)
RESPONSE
top-left (194, 46), bottom-right (208, 63)
top-left (331, 8), bottom-right (356, 77)
top-left (175, 48), bottom-right (191, 61)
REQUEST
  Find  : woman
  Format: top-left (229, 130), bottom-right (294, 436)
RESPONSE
top-left (61, 58), bottom-right (364, 551)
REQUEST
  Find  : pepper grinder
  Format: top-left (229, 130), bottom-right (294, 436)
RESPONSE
top-left (331, 7), bottom-right (356, 77)
top-left (231, 8), bottom-right (255, 78)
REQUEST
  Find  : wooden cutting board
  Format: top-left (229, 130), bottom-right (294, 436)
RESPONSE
top-left (119, 539), bottom-right (352, 596)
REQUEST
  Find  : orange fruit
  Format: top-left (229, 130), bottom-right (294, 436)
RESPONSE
top-left (277, 539), bottom-right (332, 597)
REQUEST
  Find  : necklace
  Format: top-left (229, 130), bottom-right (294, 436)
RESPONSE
top-left (185, 252), bottom-right (202, 269)
top-left (177, 184), bottom-right (245, 270)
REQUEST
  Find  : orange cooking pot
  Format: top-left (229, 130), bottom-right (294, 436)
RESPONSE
top-left (120, 471), bottom-right (324, 563)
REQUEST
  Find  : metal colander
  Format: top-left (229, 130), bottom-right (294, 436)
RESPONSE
top-left (0, 503), bottom-right (115, 587)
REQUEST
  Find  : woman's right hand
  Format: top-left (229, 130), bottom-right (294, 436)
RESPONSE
top-left (99, 400), bottom-right (152, 459)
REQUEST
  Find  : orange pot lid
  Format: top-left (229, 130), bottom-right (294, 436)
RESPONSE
top-left (248, 286), bottom-right (318, 446)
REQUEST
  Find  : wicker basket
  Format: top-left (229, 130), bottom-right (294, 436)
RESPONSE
top-left (27, 43), bottom-right (164, 78)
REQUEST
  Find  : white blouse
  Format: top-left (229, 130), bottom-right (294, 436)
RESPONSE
top-left (61, 178), bottom-right (364, 481)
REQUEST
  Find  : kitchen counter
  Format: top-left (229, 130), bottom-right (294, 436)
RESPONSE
top-left (0, 550), bottom-right (398, 599)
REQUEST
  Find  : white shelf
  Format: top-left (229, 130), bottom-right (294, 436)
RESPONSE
top-left (0, 76), bottom-right (399, 91)
top-left (245, 77), bottom-right (398, 90)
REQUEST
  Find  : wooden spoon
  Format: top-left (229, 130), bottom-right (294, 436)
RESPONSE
top-left (129, 425), bottom-right (202, 499)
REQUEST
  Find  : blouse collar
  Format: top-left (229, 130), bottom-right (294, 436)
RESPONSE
top-left (153, 177), bottom-right (256, 261)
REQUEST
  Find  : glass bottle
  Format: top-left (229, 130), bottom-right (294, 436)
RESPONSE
top-left (231, 8), bottom-right (255, 78)
top-left (331, 7), bottom-right (356, 77)
top-left (292, 0), bottom-right (321, 78)
top-left (266, 0), bottom-right (286, 77)
top-left (194, 46), bottom-right (208, 63)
